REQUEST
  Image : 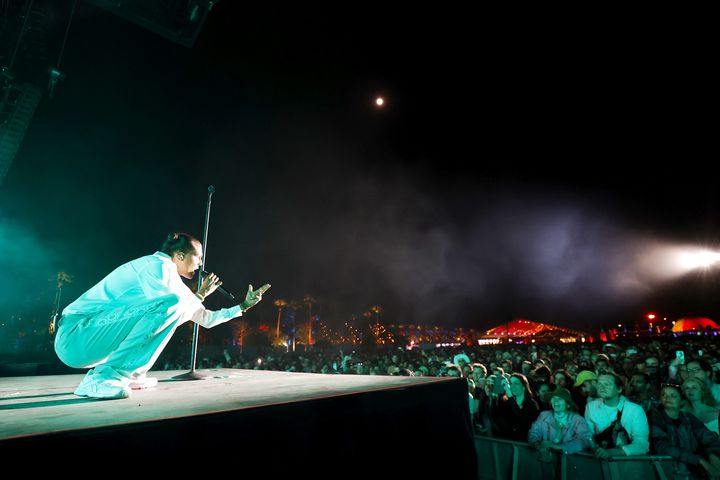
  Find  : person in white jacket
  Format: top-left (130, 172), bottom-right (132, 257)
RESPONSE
top-left (585, 372), bottom-right (650, 458)
top-left (54, 232), bottom-right (269, 399)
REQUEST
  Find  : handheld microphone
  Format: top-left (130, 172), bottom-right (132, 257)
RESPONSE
top-left (201, 270), bottom-right (235, 300)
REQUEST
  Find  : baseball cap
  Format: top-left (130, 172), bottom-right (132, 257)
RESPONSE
top-left (549, 387), bottom-right (579, 411)
top-left (573, 370), bottom-right (598, 387)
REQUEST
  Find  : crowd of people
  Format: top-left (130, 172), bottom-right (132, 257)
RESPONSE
top-left (157, 335), bottom-right (720, 478)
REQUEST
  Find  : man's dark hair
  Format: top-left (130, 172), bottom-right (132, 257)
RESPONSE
top-left (161, 232), bottom-right (200, 256)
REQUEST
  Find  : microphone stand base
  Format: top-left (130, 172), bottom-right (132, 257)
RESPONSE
top-left (171, 370), bottom-right (211, 381)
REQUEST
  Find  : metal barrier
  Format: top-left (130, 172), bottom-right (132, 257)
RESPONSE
top-left (475, 435), bottom-right (676, 480)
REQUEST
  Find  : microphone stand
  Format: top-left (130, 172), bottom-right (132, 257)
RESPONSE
top-left (48, 271), bottom-right (72, 335)
top-left (173, 185), bottom-right (216, 381)
top-left (49, 285), bottom-right (61, 336)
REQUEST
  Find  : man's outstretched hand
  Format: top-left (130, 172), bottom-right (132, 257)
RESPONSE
top-left (240, 283), bottom-right (271, 312)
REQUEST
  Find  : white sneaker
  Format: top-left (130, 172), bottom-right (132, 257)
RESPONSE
top-left (127, 376), bottom-right (158, 390)
top-left (74, 369), bottom-right (131, 400)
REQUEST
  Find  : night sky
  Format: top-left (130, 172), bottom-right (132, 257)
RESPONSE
top-left (2, 3), bottom-right (719, 334)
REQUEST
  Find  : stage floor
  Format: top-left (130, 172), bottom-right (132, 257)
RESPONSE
top-left (0, 369), bottom-right (451, 440)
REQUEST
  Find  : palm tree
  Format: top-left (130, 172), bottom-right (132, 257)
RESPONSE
top-left (273, 298), bottom-right (287, 345)
top-left (285, 300), bottom-right (302, 351)
top-left (231, 320), bottom-right (250, 353)
top-left (303, 295), bottom-right (317, 349)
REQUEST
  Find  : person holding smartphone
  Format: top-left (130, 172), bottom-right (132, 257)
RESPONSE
top-left (677, 350), bottom-right (686, 364)
top-left (487, 373), bottom-right (540, 441)
top-left (487, 374), bottom-right (509, 396)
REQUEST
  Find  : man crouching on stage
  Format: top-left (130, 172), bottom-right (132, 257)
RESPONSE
top-left (54, 232), bottom-right (270, 400)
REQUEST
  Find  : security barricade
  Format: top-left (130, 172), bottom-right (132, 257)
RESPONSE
top-left (475, 435), bottom-right (676, 480)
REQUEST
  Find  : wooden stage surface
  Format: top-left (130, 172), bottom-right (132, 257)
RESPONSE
top-left (0, 368), bottom-right (453, 440)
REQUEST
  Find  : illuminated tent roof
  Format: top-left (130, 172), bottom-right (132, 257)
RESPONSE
top-left (672, 317), bottom-right (720, 332)
top-left (485, 319), bottom-right (587, 337)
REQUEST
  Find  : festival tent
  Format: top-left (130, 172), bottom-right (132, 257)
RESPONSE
top-left (671, 317), bottom-right (720, 333)
top-left (483, 319), bottom-right (589, 343)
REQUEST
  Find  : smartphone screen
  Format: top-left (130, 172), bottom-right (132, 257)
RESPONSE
top-left (676, 350), bottom-right (685, 364)
top-left (492, 377), bottom-right (506, 394)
